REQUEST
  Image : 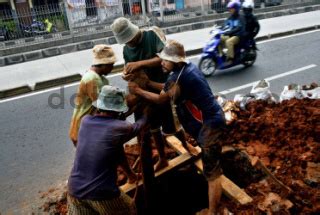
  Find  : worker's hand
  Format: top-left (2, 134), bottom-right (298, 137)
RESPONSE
top-left (128, 172), bottom-right (142, 184)
top-left (122, 72), bottom-right (134, 82)
top-left (124, 62), bottom-right (142, 74)
top-left (71, 139), bottom-right (77, 147)
top-left (128, 81), bottom-right (140, 95)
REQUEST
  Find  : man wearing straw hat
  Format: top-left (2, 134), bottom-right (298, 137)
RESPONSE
top-left (68, 85), bottom-right (147, 215)
top-left (69, 44), bottom-right (116, 147)
top-left (128, 40), bottom-right (226, 215)
top-left (111, 17), bottom-right (195, 171)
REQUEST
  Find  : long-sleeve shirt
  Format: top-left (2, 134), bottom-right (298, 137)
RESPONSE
top-left (223, 13), bottom-right (245, 37)
top-left (68, 115), bottom-right (147, 200)
top-left (243, 14), bottom-right (260, 39)
top-left (69, 70), bottom-right (109, 143)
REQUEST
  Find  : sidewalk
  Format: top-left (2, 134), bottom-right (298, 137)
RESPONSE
top-left (1, 10), bottom-right (320, 99)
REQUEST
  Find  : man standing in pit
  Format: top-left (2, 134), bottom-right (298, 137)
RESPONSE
top-left (111, 17), bottom-right (196, 171)
top-left (128, 40), bottom-right (226, 214)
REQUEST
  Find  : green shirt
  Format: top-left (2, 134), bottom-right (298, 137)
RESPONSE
top-left (69, 70), bottom-right (109, 142)
top-left (123, 30), bottom-right (167, 83)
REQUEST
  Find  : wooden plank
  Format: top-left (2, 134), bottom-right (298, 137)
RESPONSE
top-left (220, 175), bottom-right (253, 205)
top-left (121, 153), bottom-right (195, 193)
top-left (166, 136), bottom-right (204, 170)
top-left (166, 135), bottom-right (253, 205)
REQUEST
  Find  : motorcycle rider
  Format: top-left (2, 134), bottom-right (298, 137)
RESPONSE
top-left (242, 0), bottom-right (260, 42)
top-left (220, 0), bottom-right (245, 64)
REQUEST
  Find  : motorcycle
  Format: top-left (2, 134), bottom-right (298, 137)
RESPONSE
top-left (20, 18), bottom-right (57, 37)
top-left (0, 25), bottom-right (10, 41)
top-left (198, 25), bottom-right (257, 76)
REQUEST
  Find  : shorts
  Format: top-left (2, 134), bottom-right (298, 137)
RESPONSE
top-left (197, 125), bottom-right (224, 181)
top-left (67, 191), bottom-right (136, 215)
top-left (134, 102), bottom-right (177, 135)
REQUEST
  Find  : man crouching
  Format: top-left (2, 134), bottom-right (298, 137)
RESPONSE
top-left (67, 85), bottom-right (147, 215)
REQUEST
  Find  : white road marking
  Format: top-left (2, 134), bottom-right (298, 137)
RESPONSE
top-left (257, 29), bottom-right (320, 44)
top-left (0, 30), bottom-right (319, 104)
top-left (219, 64), bottom-right (317, 95)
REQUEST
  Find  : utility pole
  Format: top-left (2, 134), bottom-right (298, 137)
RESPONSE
top-left (201, 0), bottom-right (205, 12)
top-left (141, 0), bottom-right (147, 25)
top-left (63, 0), bottom-right (74, 37)
top-left (160, 0), bottom-right (164, 22)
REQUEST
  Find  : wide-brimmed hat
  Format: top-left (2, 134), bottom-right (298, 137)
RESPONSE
top-left (157, 40), bottom-right (188, 63)
top-left (93, 85), bottom-right (128, 112)
top-left (111, 17), bottom-right (140, 44)
top-left (92, 44), bottom-right (116, 65)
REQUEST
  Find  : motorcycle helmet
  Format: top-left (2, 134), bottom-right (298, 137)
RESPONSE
top-left (242, 0), bottom-right (254, 15)
top-left (227, 0), bottom-right (241, 12)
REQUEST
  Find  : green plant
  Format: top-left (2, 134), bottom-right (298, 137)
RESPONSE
top-left (0, 19), bottom-right (17, 32)
top-left (40, 14), bottom-right (66, 25)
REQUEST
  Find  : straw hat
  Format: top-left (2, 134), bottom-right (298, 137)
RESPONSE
top-left (110, 17), bottom-right (140, 44)
top-left (93, 85), bottom-right (128, 112)
top-left (92, 44), bottom-right (116, 65)
top-left (157, 40), bottom-right (188, 63)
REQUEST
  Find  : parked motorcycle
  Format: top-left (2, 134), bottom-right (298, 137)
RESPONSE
top-left (20, 18), bottom-right (57, 37)
top-left (0, 25), bottom-right (10, 41)
top-left (198, 26), bottom-right (257, 76)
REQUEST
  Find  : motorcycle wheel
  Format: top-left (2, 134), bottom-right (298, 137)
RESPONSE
top-left (242, 49), bottom-right (257, 67)
top-left (199, 57), bottom-right (216, 77)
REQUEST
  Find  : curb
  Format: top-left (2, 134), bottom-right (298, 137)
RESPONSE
top-left (0, 64), bottom-right (124, 99)
top-left (0, 85), bottom-right (32, 99)
top-left (0, 25), bottom-right (319, 100)
top-left (0, 3), bottom-right (320, 67)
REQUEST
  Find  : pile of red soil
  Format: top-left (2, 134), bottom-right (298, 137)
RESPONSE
top-left (218, 98), bottom-right (320, 214)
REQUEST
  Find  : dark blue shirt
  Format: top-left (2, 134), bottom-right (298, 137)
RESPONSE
top-left (68, 115), bottom-right (146, 200)
top-left (164, 62), bottom-right (225, 138)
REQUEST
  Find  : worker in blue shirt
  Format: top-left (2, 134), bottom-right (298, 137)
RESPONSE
top-left (128, 40), bottom-right (226, 215)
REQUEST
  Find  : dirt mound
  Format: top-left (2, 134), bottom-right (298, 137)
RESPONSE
top-left (218, 98), bottom-right (320, 214)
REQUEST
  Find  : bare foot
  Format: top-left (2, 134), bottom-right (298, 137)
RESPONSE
top-left (154, 158), bottom-right (169, 172)
top-left (185, 143), bottom-right (200, 156)
top-left (128, 173), bottom-right (142, 184)
top-left (196, 208), bottom-right (219, 215)
top-left (196, 208), bottom-right (208, 215)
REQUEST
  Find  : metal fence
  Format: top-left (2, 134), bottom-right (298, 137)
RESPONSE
top-left (0, 0), bottom-right (317, 48)
top-left (0, 3), bottom-right (68, 42)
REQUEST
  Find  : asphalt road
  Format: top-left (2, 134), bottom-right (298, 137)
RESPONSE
top-left (0, 30), bottom-right (319, 213)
